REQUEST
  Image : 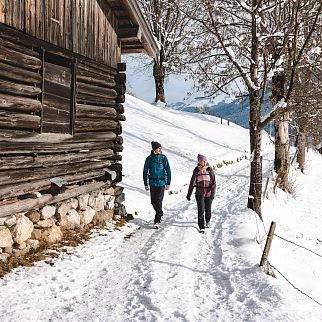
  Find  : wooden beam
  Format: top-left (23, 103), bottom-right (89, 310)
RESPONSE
top-left (118, 26), bottom-right (142, 41)
top-left (0, 181), bottom-right (109, 218)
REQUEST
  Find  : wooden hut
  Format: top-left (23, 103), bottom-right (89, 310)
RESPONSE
top-left (0, 0), bottom-right (158, 252)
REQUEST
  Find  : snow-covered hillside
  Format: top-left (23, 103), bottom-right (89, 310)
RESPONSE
top-left (0, 95), bottom-right (321, 322)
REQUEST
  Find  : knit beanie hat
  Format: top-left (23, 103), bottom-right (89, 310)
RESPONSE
top-left (151, 141), bottom-right (162, 151)
top-left (197, 153), bottom-right (207, 163)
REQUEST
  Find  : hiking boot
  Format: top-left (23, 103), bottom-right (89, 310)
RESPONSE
top-left (200, 229), bottom-right (205, 234)
top-left (205, 222), bottom-right (210, 228)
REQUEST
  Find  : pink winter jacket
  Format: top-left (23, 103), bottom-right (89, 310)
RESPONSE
top-left (187, 165), bottom-right (216, 199)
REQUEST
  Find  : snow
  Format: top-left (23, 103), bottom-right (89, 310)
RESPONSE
top-left (0, 94), bottom-right (322, 321)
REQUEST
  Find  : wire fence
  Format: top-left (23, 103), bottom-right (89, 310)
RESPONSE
top-left (257, 220), bottom-right (322, 310)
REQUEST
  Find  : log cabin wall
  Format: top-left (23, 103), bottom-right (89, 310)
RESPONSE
top-left (0, 0), bottom-right (119, 68)
top-left (0, 2), bottom-right (127, 216)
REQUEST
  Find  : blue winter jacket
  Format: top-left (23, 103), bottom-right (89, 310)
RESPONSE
top-left (143, 152), bottom-right (171, 187)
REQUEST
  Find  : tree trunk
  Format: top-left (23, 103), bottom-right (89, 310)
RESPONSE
top-left (247, 91), bottom-right (263, 218)
top-left (296, 118), bottom-right (309, 172)
top-left (153, 59), bottom-right (166, 103)
top-left (271, 71), bottom-right (290, 191)
top-left (274, 112), bottom-right (290, 190)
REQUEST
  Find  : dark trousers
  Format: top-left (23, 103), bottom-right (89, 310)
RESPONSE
top-left (195, 195), bottom-right (213, 229)
top-left (150, 186), bottom-right (165, 223)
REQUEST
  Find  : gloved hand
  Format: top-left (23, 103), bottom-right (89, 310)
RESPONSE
top-left (186, 196), bottom-right (191, 201)
top-left (211, 197), bottom-right (214, 200)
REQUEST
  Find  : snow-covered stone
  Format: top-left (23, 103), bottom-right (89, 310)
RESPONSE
top-left (78, 194), bottom-right (89, 211)
top-left (79, 206), bottom-right (95, 226)
top-left (41, 224), bottom-right (62, 244)
top-left (12, 216), bottom-right (33, 245)
top-left (40, 205), bottom-right (56, 220)
top-left (0, 227), bottom-right (13, 248)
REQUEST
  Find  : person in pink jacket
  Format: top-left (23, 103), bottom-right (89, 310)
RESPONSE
top-left (186, 154), bottom-right (216, 233)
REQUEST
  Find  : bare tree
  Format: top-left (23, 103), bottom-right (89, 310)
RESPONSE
top-left (138, 0), bottom-right (192, 103)
top-left (180, 0), bottom-right (322, 216)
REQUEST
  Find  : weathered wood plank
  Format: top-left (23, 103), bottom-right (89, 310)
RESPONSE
top-left (44, 79), bottom-right (71, 99)
top-left (77, 82), bottom-right (117, 99)
top-left (0, 140), bottom-right (114, 155)
top-left (0, 169), bottom-right (106, 200)
top-left (76, 74), bottom-right (116, 88)
top-left (42, 121), bottom-right (70, 134)
top-left (75, 118), bottom-right (119, 132)
top-left (0, 149), bottom-right (114, 170)
top-left (43, 92), bottom-right (71, 112)
top-left (0, 37), bottom-right (39, 57)
top-left (0, 181), bottom-right (109, 218)
top-left (0, 159), bottom-right (113, 186)
top-left (0, 79), bottom-right (42, 97)
top-left (44, 62), bottom-right (71, 87)
top-left (0, 111), bottom-right (41, 129)
top-left (0, 44), bottom-right (42, 70)
top-left (76, 94), bottom-right (116, 107)
top-left (76, 104), bottom-right (117, 119)
top-left (0, 131), bottom-right (117, 143)
top-left (0, 93), bottom-right (42, 113)
top-left (0, 61), bottom-right (42, 84)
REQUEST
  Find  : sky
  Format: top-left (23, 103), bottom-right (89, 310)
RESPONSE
top-left (124, 55), bottom-right (196, 104)
top-left (0, 95), bottom-right (321, 321)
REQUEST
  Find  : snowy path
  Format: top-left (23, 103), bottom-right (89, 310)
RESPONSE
top-left (1, 96), bottom-right (321, 321)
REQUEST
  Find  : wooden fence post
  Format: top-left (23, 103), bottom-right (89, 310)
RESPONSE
top-left (260, 221), bottom-right (276, 267)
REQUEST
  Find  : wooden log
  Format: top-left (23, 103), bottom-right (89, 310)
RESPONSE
top-left (117, 62), bottom-right (126, 72)
top-left (0, 181), bottom-right (109, 218)
top-left (0, 79), bottom-right (42, 97)
top-left (0, 37), bottom-right (40, 57)
top-left (0, 111), bottom-right (41, 129)
top-left (115, 84), bottom-right (126, 96)
top-left (115, 73), bottom-right (126, 83)
top-left (0, 160), bottom-right (113, 186)
top-left (0, 149), bottom-right (114, 170)
top-left (76, 74), bottom-right (116, 88)
top-left (76, 104), bottom-right (117, 119)
top-left (0, 131), bottom-right (117, 143)
top-left (76, 94), bottom-right (116, 107)
top-left (116, 95), bottom-right (125, 103)
top-left (0, 61), bottom-right (42, 84)
top-left (0, 140), bottom-right (114, 155)
top-left (115, 103), bottom-right (124, 114)
top-left (77, 82), bottom-right (117, 99)
top-left (117, 114), bottom-right (126, 121)
top-left (75, 118), bottom-right (119, 132)
top-left (0, 169), bottom-right (106, 200)
top-left (77, 59), bottom-right (117, 77)
top-left (0, 93), bottom-right (42, 113)
top-left (0, 44), bottom-right (42, 70)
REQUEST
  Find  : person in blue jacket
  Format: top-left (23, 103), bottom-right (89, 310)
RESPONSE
top-left (143, 141), bottom-right (171, 226)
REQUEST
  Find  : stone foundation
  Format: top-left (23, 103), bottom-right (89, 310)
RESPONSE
top-left (0, 186), bottom-right (126, 264)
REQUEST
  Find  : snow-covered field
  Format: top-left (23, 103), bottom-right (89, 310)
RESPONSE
top-left (0, 95), bottom-right (321, 321)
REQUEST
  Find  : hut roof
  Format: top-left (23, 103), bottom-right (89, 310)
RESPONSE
top-left (107, 0), bottom-right (160, 57)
